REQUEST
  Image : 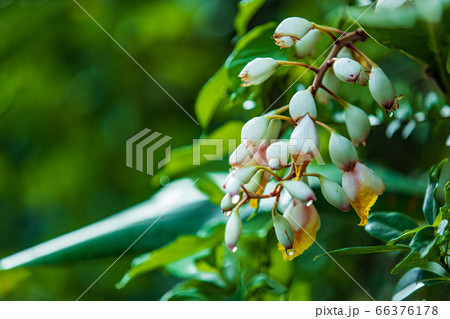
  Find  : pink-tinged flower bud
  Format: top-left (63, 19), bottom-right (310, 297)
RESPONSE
top-left (273, 214), bottom-right (294, 250)
top-left (289, 89), bottom-right (317, 121)
top-left (333, 58), bottom-right (369, 86)
top-left (266, 141), bottom-right (289, 170)
top-left (316, 69), bottom-right (341, 104)
top-left (282, 180), bottom-right (316, 203)
top-left (281, 201), bottom-right (320, 260)
top-left (376, 0), bottom-right (408, 12)
top-left (345, 105), bottom-right (371, 146)
top-left (221, 193), bottom-right (240, 212)
top-left (273, 17), bottom-right (314, 48)
top-left (243, 169), bottom-right (264, 193)
top-left (294, 29), bottom-right (321, 58)
top-left (223, 166), bottom-right (258, 195)
top-left (241, 116), bottom-right (270, 144)
top-left (239, 58), bottom-right (280, 86)
top-left (342, 162), bottom-right (385, 226)
top-left (225, 211), bottom-right (242, 252)
top-left (329, 132), bottom-right (358, 171)
top-left (229, 142), bottom-right (257, 167)
top-left (318, 177), bottom-right (350, 211)
top-left (289, 114), bottom-right (320, 159)
top-left (369, 66), bottom-right (399, 112)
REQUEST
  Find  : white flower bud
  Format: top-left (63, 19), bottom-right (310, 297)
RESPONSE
top-left (316, 69), bottom-right (341, 104)
top-left (273, 17), bottom-right (314, 48)
top-left (333, 58), bottom-right (369, 86)
top-left (273, 214), bottom-right (294, 250)
top-left (369, 66), bottom-right (399, 111)
top-left (376, 0), bottom-right (408, 12)
top-left (225, 211), bottom-right (242, 252)
top-left (289, 89), bottom-right (317, 121)
top-left (229, 142), bottom-right (257, 167)
top-left (221, 193), bottom-right (240, 212)
top-left (241, 116), bottom-right (270, 144)
top-left (289, 114), bottom-right (320, 158)
top-left (223, 166), bottom-right (258, 195)
top-left (337, 47), bottom-right (353, 59)
top-left (282, 180), bottom-right (316, 203)
top-left (294, 29), bottom-right (321, 58)
top-left (318, 177), bottom-right (350, 211)
top-left (243, 169), bottom-right (264, 193)
top-left (260, 119), bottom-right (282, 147)
top-left (266, 141), bottom-right (289, 170)
top-left (345, 105), bottom-right (371, 146)
top-left (239, 58), bottom-right (280, 86)
top-left (329, 132), bottom-right (358, 171)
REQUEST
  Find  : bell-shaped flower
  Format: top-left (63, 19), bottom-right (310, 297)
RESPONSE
top-left (223, 166), bottom-right (258, 195)
top-left (239, 58), bottom-right (280, 86)
top-left (345, 104), bottom-right (371, 146)
top-left (294, 29), bottom-right (321, 58)
top-left (266, 141), bottom-right (289, 170)
top-left (282, 180), bottom-right (316, 203)
top-left (221, 193), bottom-right (240, 212)
top-left (369, 66), bottom-right (399, 112)
top-left (328, 132), bottom-right (358, 171)
top-left (225, 211), bottom-right (242, 252)
top-left (273, 214), bottom-right (294, 251)
top-left (342, 161), bottom-right (385, 226)
top-left (280, 201), bottom-right (321, 260)
top-left (289, 114), bottom-right (320, 161)
top-left (289, 89), bottom-right (317, 121)
top-left (241, 116), bottom-right (270, 144)
top-left (273, 17), bottom-right (314, 48)
top-left (316, 69), bottom-right (341, 104)
top-left (333, 58), bottom-right (369, 86)
top-left (318, 177), bottom-right (350, 211)
top-left (229, 142), bottom-right (257, 167)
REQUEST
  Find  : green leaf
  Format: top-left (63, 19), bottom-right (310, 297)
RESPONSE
top-left (391, 249), bottom-right (441, 274)
top-left (0, 179), bottom-right (220, 269)
top-left (314, 245), bottom-right (408, 261)
top-left (409, 227), bottom-right (438, 258)
top-left (393, 268), bottom-right (448, 301)
top-left (234, 0), bottom-right (266, 37)
top-left (116, 226), bottom-right (224, 289)
top-left (151, 121), bottom-right (244, 186)
top-left (424, 159), bottom-right (448, 224)
top-left (244, 273), bottom-right (287, 297)
top-left (160, 279), bottom-right (230, 301)
top-left (193, 174), bottom-right (226, 206)
top-left (387, 225), bottom-right (432, 246)
top-left (194, 67), bottom-right (229, 129)
top-left (364, 212), bottom-right (418, 242)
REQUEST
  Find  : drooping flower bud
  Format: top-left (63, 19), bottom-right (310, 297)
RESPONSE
top-left (266, 141), bottom-right (289, 170)
top-left (282, 180), bottom-right (316, 203)
top-left (239, 58), bottom-right (280, 86)
top-left (243, 169), bottom-right (264, 193)
top-left (229, 142), bottom-right (257, 167)
top-left (333, 58), bottom-right (369, 86)
top-left (259, 119), bottom-right (281, 147)
top-left (345, 105), bottom-right (371, 146)
top-left (223, 166), bottom-right (258, 195)
top-left (294, 29), bottom-right (321, 58)
top-left (368, 66), bottom-right (399, 112)
top-left (328, 132), bottom-right (358, 171)
top-left (318, 177), bottom-right (350, 211)
top-left (289, 114), bottom-right (320, 160)
top-left (273, 17), bottom-right (314, 48)
top-left (221, 193), bottom-right (240, 213)
top-left (316, 69), bottom-right (341, 104)
top-left (241, 116), bottom-right (270, 144)
top-left (225, 211), bottom-right (242, 252)
top-left (273, 214), bottom-right (294, 250)
top-left (342, 162), bottom-right (385, 226)
top-left (289, 89), bottom-right (317, 121)
top-left (281, 201), bottom-right (320, 260)
top-left (337, 47), bottom-right (353, 59)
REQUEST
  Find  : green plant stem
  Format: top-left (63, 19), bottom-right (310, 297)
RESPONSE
top-left (267, 115), bottom-right (295, 125)
top-left (315, 120), bottom-right (335, 133)
top-left (319, 84), bottom-right (349, 107)
top-left (313, 24), bottom-right (338, 41)
top-left (256, 166), bottom-right (282, 181)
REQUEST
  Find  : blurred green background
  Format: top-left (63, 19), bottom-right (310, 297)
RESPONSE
top-left (0, 0), bottom-right (448, 300)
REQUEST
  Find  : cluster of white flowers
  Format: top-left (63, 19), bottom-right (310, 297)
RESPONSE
top-left (221, 16), bottom-right (398, 259)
